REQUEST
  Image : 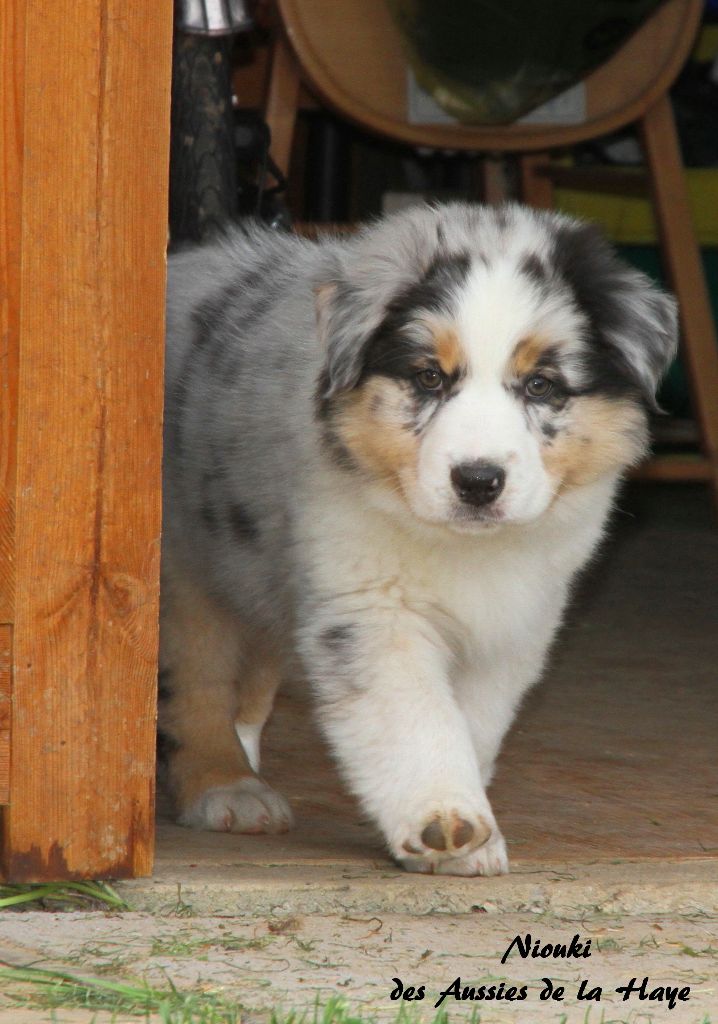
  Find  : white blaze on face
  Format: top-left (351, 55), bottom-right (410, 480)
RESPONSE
top-left (409, 258), bottom-right (586, 527)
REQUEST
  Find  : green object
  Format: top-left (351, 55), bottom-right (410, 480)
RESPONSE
top-left (387, 0), bottom-right (666, 123)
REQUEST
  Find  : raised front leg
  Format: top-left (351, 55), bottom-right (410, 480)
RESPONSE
top-left (302, 606), bottom-right (508, 876)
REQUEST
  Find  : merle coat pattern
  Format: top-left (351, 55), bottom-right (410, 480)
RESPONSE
top-left (160, 203), bottom-right (676, 875)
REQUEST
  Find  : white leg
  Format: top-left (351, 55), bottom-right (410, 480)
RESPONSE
top-left (303, 607), bottom-right (508, 876)
top-left (453, 660), bottom-right (532, 784)
top-left (448, 650), bottom-right (550, 875)
top-left (453, 609), bottom-right (559, 777)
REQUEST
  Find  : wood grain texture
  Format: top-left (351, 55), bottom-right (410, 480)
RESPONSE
top-left (1, 0), bottom-right (172, 880)
top-left (0, 627), bottom-right (10, 804)
top-left (0, 0), bottom-right (23, 622)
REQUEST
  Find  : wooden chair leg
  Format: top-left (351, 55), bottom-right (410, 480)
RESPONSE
top-left (264, 31), bottom-right (301, 183)
top-left (479, 156), bottom-right (509, 205)
top-left (640, 94), bottom-right (718, 509)
top-left (519, 153), bottom-right (555, 209)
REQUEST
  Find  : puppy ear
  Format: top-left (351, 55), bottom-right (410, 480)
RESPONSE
top-left (554, 221), bottom-right (678, 407)
top-left (314, 278), bottom-right (373, 399)
top-left (315, 251), bottom-right (472, 400)
top-left (314, 282), bottom-right (336, 348)
top-left (617, 277), bottom-right (678, 408)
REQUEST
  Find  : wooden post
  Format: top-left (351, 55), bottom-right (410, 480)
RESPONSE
top-left (0, 0), bottom-right (172, 880)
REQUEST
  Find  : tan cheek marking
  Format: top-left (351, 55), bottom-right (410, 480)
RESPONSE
top-left (510, 334), bottom-right (554, 378)
top-left (431, 323), bottom-right (466, 378)
top-left (333, 377), bottom-right (419, 491)
top-left (543, 396), bottom-right (648, 491)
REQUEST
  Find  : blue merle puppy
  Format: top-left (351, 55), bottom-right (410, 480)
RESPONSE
top-left (160, 203), bottom-right (676, 875)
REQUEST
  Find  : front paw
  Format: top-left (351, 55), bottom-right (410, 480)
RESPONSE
top-left (390, 802), bottom-right (507, 876)
top-left (433, 828), bottom-right (509, 876)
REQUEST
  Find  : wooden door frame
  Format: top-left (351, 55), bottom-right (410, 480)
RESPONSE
top-left (0, 0), bottom-right (172, 880)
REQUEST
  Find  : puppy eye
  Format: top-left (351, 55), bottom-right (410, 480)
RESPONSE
top-left (416, 367), bottom-right (444, 391)
top-left (525, 375), bottom-right (554, 399)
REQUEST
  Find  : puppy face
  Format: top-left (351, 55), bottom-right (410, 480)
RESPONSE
top-left (316, 205), bottom-right (677, 531)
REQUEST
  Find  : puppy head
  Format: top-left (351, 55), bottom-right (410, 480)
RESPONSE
top-left (315, 204), bottom-right (677, 531)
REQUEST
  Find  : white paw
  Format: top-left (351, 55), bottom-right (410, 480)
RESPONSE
top-left (390, 799), bottom-right (506, 876)
top-left (434, 828), bottom-right (509, 876)
top-left (178, 776), bottom-right (293, 834)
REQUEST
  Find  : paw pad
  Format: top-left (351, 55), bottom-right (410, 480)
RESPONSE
top-left (419, 813), bottom-right (491, 855)
top-left (421, 819), bottom-right (448, 851)
top-left (452, 818), bottom-right (477, 849)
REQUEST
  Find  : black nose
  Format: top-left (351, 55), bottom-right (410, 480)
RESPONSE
top-left (451, 461), bottom-right (506, 507)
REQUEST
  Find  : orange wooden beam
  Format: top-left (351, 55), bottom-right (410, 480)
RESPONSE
top-left (0, 0), bottom-right (172, 881)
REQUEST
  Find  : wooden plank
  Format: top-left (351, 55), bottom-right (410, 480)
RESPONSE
top-left (541, 165), bottom-right (650, 199)
top-left (632, 455), bottom-right (713, 482)
top-left (0, 627), bottom-right (10, 804)
top-left (0, 0), bottom-right (23, 621)
top-left (1, 0), bottom-right (172, 881)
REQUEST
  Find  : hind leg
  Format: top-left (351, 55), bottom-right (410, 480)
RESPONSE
top-left (233, 639), bottom-right (284, 775)
top-left (159, 560), bottom-right (292, 834)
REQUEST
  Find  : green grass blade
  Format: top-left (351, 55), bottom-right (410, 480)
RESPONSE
top-left (0, 879), bottom-right (129, 911)
top-left (0, 886), bottom-right (66, 908)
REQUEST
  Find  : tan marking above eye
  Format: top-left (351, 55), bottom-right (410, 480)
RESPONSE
top-left (430, 322), bottom-right (467, 378)
top-left (510, 335), bottom-right (555, 379)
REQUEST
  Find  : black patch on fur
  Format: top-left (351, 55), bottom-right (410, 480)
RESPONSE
top-left (168, 279), bottom-right (241, 457)
top-left (169, 262), bottom-right (288, 455)
top-left (386, 252), bottom-right (471, 325)
top-left (360, 253), bottom-right (471, 394)
top-left (323, 423), bottom-right (362, 474)
top-left (551, 222), bottom-right (674, 404)
top-left (369, 393), bottom-right (384, 415)
top-left (203, 271), bottom-right (281, 378)
top-left (314, 368), bottom-right (333, 422)
top-left (314, 252), bottom-right (471, 468)
top-left (320, 624), bottom-right (355, 652)
top-left (314, 370), bottom-right (363, 473)
top-left (520, 252), bottom-right (549, 289)
top-left (227, 503), bottom-right (259, 542)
